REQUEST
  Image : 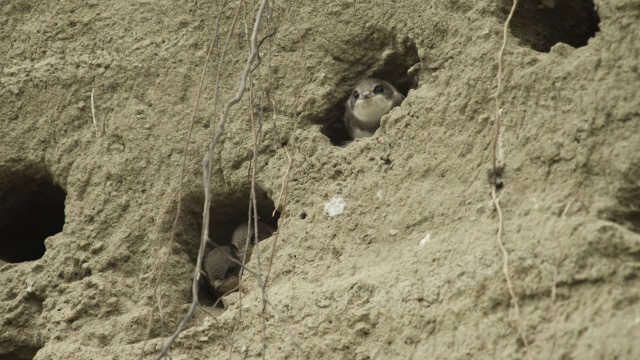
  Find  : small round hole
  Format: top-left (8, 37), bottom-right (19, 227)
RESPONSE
top-left (0, 175), bottom-right (66, 263)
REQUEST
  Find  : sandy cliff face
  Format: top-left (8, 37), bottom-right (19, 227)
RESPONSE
top-left (1, 0), bottom-right (639, 359)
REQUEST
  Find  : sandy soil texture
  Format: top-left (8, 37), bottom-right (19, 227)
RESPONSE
top-left (1, 0), bottom-right (639, 359)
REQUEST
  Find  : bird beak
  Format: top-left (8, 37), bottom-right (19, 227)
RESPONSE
top-left (361, 90), bottom-right (373, 99)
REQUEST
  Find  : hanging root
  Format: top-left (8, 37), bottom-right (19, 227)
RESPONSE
top-left (490, 0), bottom-right (531, 358)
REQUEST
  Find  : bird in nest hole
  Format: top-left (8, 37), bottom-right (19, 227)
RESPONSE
top-left (202, 221), bottom-right (274, 298)
top-left (343, 78), bottom-right (405, 140)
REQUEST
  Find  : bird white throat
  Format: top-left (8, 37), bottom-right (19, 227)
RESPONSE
top-left (352, 96), bottom-right (395, 124)
top-left (343, 78), bottom-right (405, 140)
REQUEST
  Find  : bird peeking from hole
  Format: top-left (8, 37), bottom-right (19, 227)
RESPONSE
top-left (202, 221), bottom-right (274, 298)
top-left (344, 78), bottom-right (405, 140)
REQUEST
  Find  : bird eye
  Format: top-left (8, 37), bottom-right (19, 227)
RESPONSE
top-left (373, 85), bottom-right (384, 94)
top-left (352, 91), bottom-right (359, 99)
top-left (225, 266), bottom-right (238, 277)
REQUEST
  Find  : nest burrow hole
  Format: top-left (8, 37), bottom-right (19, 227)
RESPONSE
top-left (0, 344), bottom-right (45, 360)
top-left (506, 0), bottom-right (600, 53)
top-left (316, 40), bottom-right (420, 146)
top-left (0, 171), bottom-right (66, 263)
top-left (178, 187), bottom-right (279, 307)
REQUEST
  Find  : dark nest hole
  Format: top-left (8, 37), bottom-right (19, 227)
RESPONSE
top-left (0, 344), bottom-right (44, 360)
top-left (316, 40), bottom-right (420, 146)
top-left (504, 0), bottom-right (600, 53)
top-left (0, 172), bottom-right (66, 263)
top-left (0, 292), bottom-right (45, 359)
top-left (177, 186), bottom-right (279, 307)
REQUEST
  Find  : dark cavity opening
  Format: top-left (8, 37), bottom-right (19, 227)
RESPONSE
top-left (178, 186), bottom-right (279, 307)
top-left (0, 344), bottom-right (43, 360)
top-left (0, 174), bottom-right (65, 263)
top-left (314, 39), bottom-right (420, 146)
top-left (505, 0), bottom-right (600, 52)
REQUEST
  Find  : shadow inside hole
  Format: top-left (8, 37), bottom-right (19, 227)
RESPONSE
top-left (0, 175), bottom-right (65, 263)
top-left (505, 0), bottom-right (600, 52)
top-left (0, 344), bottom-right (44, 360)
top-left (318, 41), bottom-right (420, 146)
top-left (197, 277), bottom-right (221, 308)
top-left (179, 186), bottom-right (279, 307)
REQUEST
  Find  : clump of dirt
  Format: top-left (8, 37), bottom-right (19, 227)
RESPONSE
top-left (1, 0), bottom-right (639, 359)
